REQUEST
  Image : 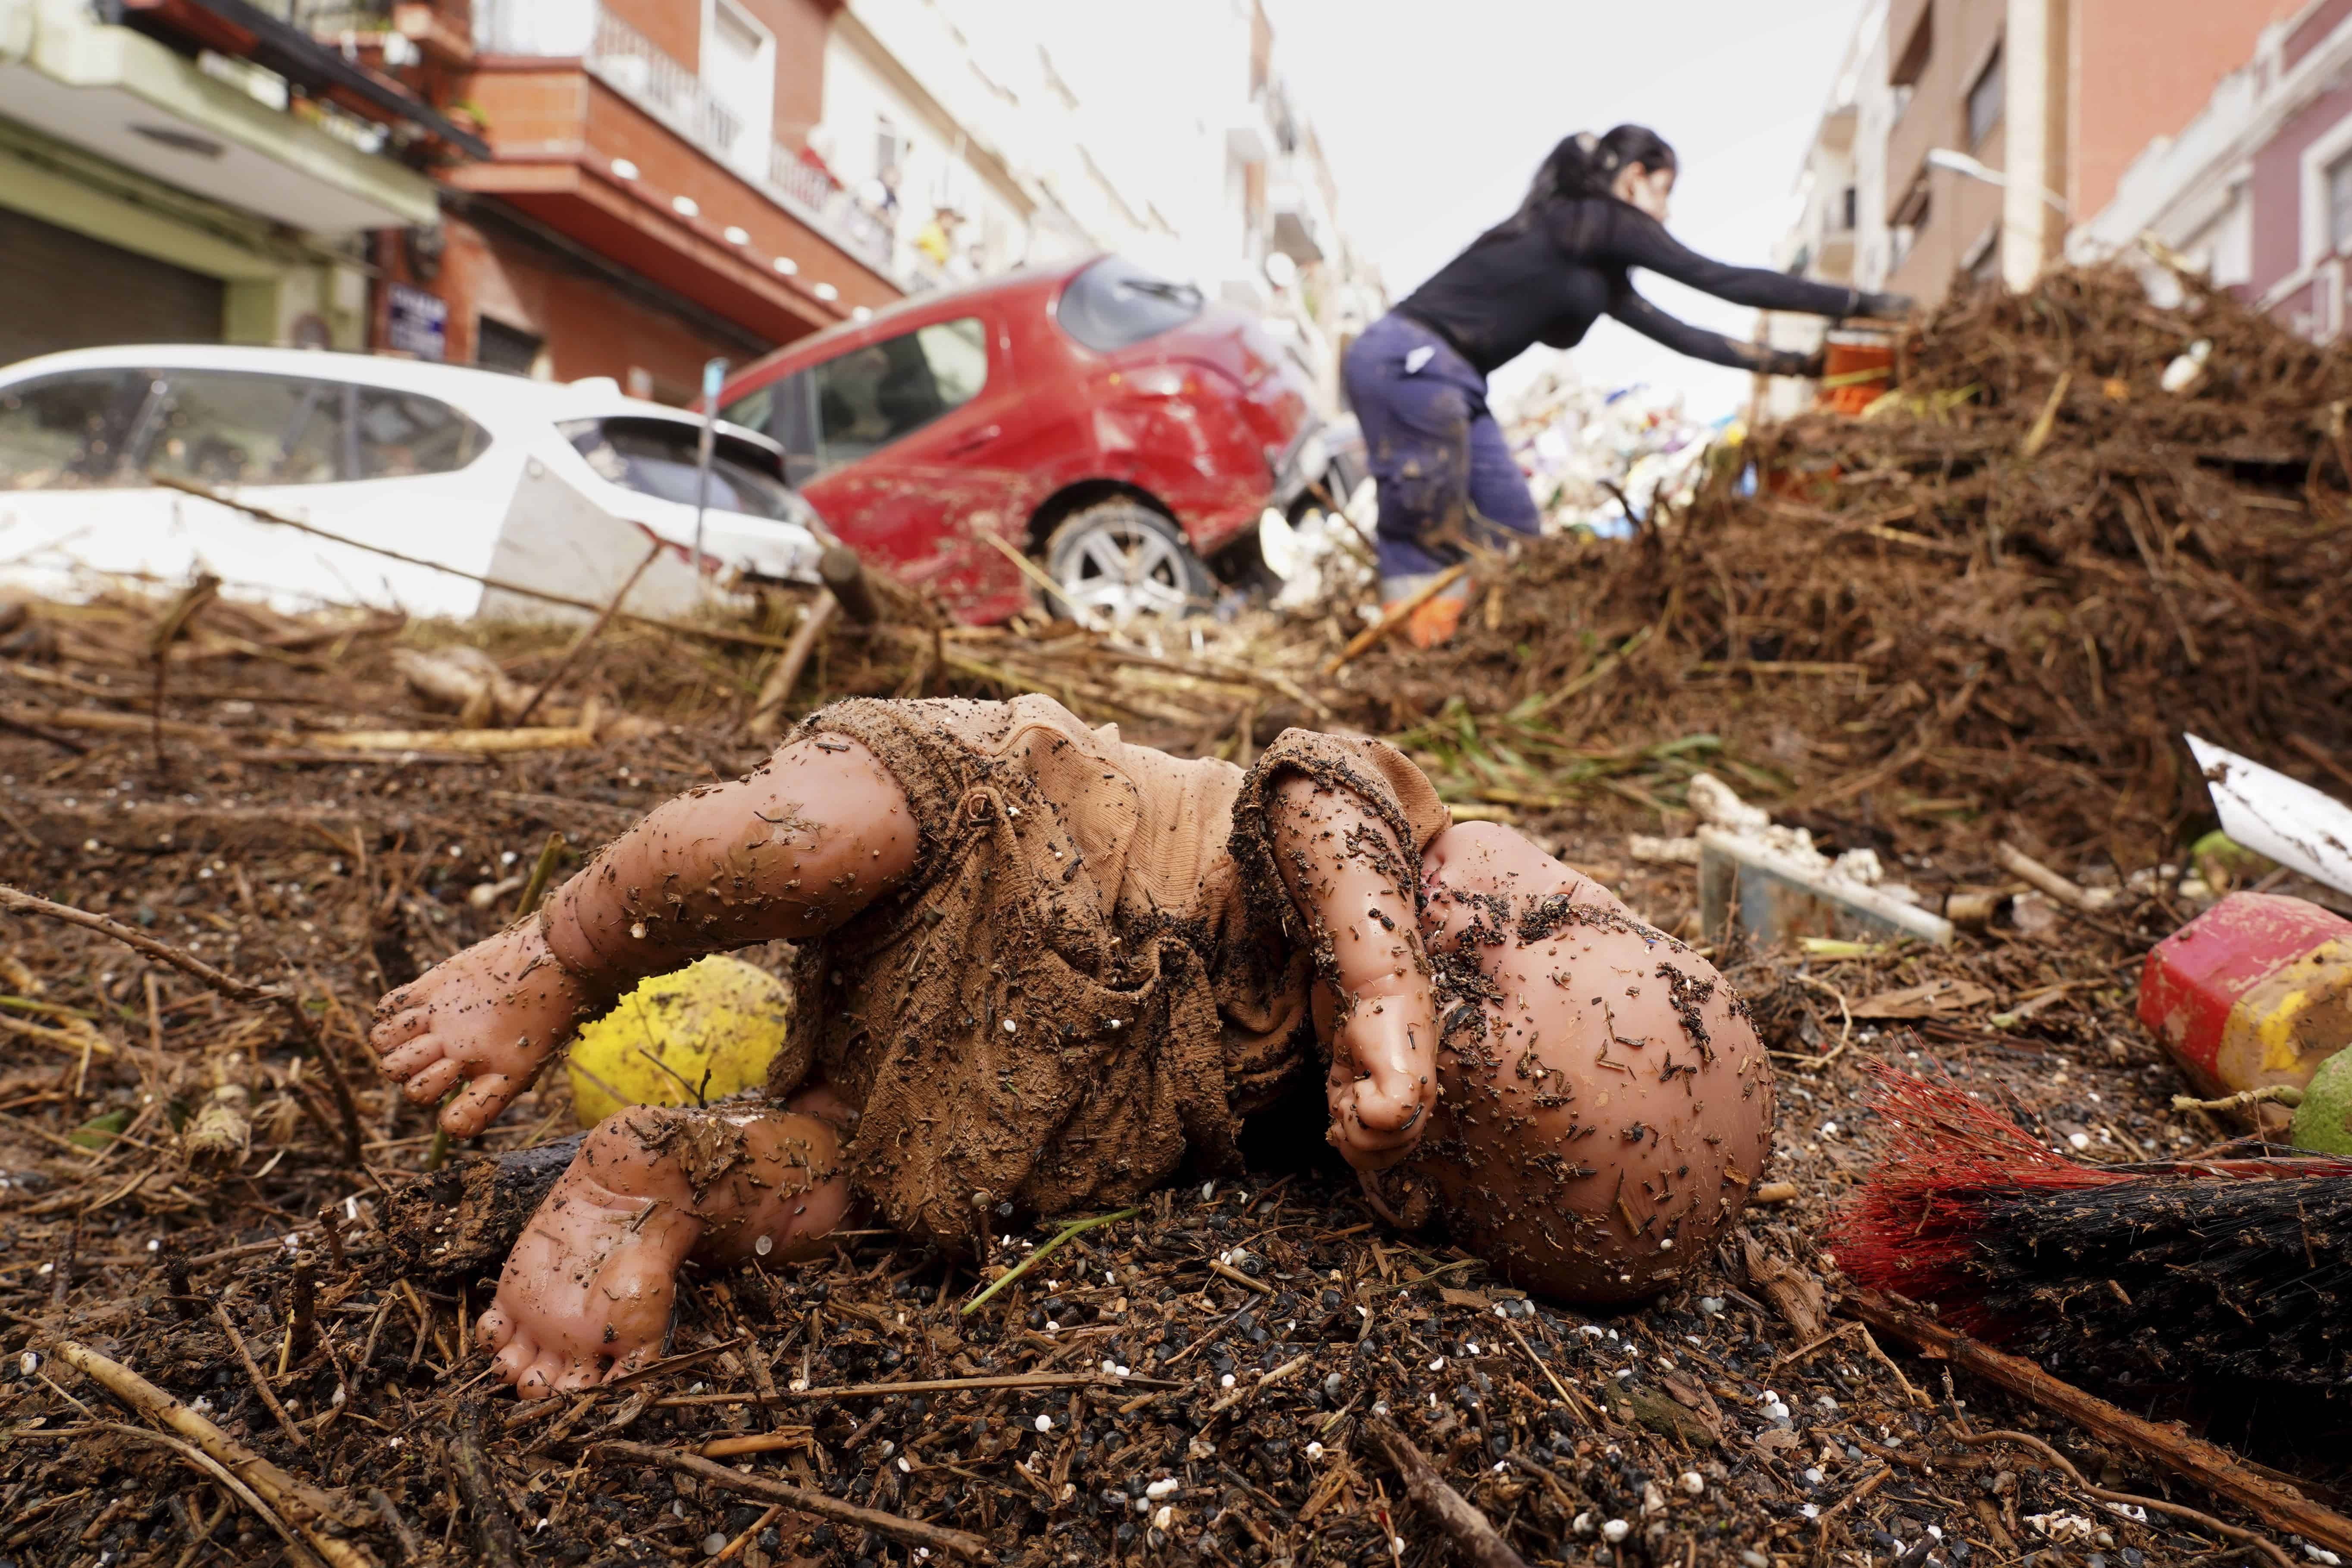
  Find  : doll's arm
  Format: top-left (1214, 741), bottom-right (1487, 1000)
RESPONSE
top-left (1269, 773), bottom-right (1437, 1169)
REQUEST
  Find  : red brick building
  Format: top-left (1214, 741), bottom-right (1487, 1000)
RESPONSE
top-left (366, 0), bottom-right (905, 401)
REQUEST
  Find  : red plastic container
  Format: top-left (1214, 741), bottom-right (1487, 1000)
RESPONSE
top-left (2138, 892), bottom-right (2352, 1121)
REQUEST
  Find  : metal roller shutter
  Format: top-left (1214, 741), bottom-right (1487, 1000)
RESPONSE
top-left (0, 207), bottom-right (224, 364)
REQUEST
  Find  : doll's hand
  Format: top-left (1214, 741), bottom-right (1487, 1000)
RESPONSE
top-left (1327, 986), bottom-right (1435, 1171)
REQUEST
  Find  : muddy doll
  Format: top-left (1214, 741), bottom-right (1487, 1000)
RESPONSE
top-left (370, 695), bottom-right (1775, 1398)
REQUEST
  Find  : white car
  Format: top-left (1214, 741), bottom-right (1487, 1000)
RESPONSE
top-left (0, 345), bottom-right (831, 620)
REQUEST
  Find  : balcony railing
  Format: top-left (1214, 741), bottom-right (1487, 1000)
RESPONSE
top-left (476, 0), bottom-right (900, 283)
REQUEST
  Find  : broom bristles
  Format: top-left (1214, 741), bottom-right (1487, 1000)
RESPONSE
top-left (1833, 1061), bottom-right (2143, 1332)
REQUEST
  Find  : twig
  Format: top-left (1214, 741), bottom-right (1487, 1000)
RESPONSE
top-left (50, 1340), bottom-right (370, 1566)
top-left (448, 1402), bottom-right (523, 1568)
top-left (1845, 1287), bottom-right (2352, 1555)
top-left (961, 1206), bottom-right (1141, 1315)
top-left (1207, 1258), bottom-right (1275, 1295)
top-left (1993, 841), bottom-right (2115, 913)
top-left (0, 884), bottom-right (365, 1163)
top-left (514, 831), bottom-right (567, 919)
top-left (594, 1439), bottom-right (990, 1559)
top-left (366, 1487), bottom-right (423, 1562)
top-left (1496, 1319), bottom-right (1604, 1427)
top-left (147, 573), bottom-right (220, 777)
top-left (1363, 1414), bottom-right (1531, 1568)
top-left (149, 475), bottom-right (797, 652)
top-left (0, 710), bottom-right (89, 754)
top-left (747, 591), bottom-right (840, 740)
top-left (514, 539), bottom-right (663, 726)
top-left (1325, 562), bottom-right (1470, 673)
top-left (100, 1422), bottom-right (331, 1568)
top-left (211, 1299), bottom-right (310, 1450)
top-left (652, 1371), bottom-right (1172, 1406)
top-left (1951, 1429), bottom-right (2294, 1568)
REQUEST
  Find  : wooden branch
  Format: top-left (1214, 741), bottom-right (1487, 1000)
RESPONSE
top-left (594, 1439), bottom-right (990, 1559)
top-left (819, 545), bottom-right (880, 626)
top-left (448, 1403), bottom-right (523, 1568)
top-left (1325, 562), bottom-right (1469, 673)
top-left (1993, 841), bottom-right (2117, 912)
top-left (514, 538), bottom-right (664, 726)
top-left (51, 1339), bottom-right (373, 1568)
top-left (747, 591), bottom-right (840, 740)
top-left (1363, 1414), bottom-right (1531, 1568)
top-left (1845, 1287), bottom-right (2352, 1555)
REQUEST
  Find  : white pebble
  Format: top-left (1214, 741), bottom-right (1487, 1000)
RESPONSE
top-left (754, 1234), bottom-right (773, 1257)
top-left (1003, 1017), bottom-right (1018, 1033)
top-left (1146, 1478), bottom-right (1178, 1499)
top-left (1154, 1505), bottom-right (1173, 1530)
top-left (1572, 1513), bottom-right (1595, 1536)
top-left (1698, 1296), bottom-right (1725, 1315)
top-left (1220, 1374), bottom-right (1235, 1389)
top-left (1816, 1395), bottom-right (1838, 1411)
top-left (1306, 1442), bottom-right (1324, 1459)
top-left (1580, 1324), bottom-right (1606, 1338)
top-left (2305, 1547), bottom-right (2343, 1566)
top-left (1601, 1519), bottom-right (1630, 1543)
top-left (1801, 1503), bottom-right (1820, 1520)
top-left (1429, 1357), bottom-right (1446, 1371)
top-left (1465, 1341), bottom-right (1480, 1355)
top-left (18, 1351), bottom-right (38, 1376)
top-left (1680, 1471), bottom-right (1704, 1496)
top-left (1034, 1414), bottom-right (1052, 1432)
top-left (897, 1457), bottom-right (911, 1473)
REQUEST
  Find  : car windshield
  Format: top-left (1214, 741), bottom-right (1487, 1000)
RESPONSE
top-left (561, 418), bottom-right (801, 522)
top-left (1054, 256), bottom-right (1204, 352)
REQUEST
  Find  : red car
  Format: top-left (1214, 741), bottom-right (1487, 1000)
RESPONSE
top-left (715, 254), bottom-right (1334, 625)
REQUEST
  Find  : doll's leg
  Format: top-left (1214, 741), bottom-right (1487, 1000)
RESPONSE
top-left (370, 734), bottom-right (916, 1135)
top-left (475, 1083), bottom-right (855, 1398)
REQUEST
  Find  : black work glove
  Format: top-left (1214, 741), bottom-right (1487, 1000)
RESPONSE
top-left (1757, 347), bottom-right (1826, 378)
top-left (1851, 290), bottom-right (1916, 319)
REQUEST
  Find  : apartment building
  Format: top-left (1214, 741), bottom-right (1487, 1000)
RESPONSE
top-left (1772, 0), bottom-right (2284, 315)
top-left (0, 0), bottom-right (476, 362)
top-left (843, 0), bottom-right (1382, 408)
top-left (2073, 1), bottom-right (2352, 344)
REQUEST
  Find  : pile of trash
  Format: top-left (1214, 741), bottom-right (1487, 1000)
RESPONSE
top-left (1337, 263), bottom-right (2352, 870)
top-left (1499, 364), bottom-right (1733, 538)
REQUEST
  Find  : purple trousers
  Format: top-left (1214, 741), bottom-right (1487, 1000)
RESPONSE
top-left (1341, 311), bottom-right (1541, 584)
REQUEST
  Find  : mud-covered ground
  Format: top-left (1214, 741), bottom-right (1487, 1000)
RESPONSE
top-left (3, 587), bottom-right (2347, 1568)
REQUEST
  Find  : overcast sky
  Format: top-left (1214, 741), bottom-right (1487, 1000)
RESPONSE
top-left (1264, 0), bottom-right (1868, 421)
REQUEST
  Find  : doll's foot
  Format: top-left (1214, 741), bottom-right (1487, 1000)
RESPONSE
top-left (370, 918), bottom-right (593, 1136)
top-left (475, 1127), bottom-right (703, 1398)
top-left (476, 1099), bottom-right (853, 1398)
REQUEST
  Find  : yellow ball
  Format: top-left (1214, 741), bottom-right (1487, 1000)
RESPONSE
top-left (566, 955), bottom-right (795, 1129)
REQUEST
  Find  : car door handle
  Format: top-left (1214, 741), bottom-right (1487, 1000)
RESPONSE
top-left (943, 425), bottom-right (1002, 456)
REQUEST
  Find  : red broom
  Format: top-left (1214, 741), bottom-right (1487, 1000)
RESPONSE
top-left (1832, 1061), bottom-right (2352, 1396)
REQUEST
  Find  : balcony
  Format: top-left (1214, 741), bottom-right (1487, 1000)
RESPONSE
top-left (458, 0), bottom-right (906, 342)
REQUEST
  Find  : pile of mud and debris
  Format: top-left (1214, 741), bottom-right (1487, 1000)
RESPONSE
top-left (1328, 263), bottom-right (2352, 877)
top-left (6, 260), bottom-right (2352, 1568)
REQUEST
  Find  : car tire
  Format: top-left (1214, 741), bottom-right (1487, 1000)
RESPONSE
top-left (1040, 500), bottom-right (1213, 626)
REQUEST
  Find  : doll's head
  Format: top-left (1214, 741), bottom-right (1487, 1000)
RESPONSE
top-left (1395, 823), bottom-right (1777, 1302)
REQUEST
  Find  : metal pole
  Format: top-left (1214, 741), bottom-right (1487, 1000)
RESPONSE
top-left (692, 356), bottom-right (727, 600)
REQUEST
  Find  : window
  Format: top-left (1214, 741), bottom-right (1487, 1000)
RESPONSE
top-left (807, 317), bottom-right (988, 467)
top-left (1055, 256), bottom-right (1205, 352)
top-left (1841, 185), bottom-right (1858, 232)
top-left (1967, 46), bottom-right (2004, 149)
top-left (353, 388), bottom-right (490, 479)
top-left (141, 372), bottom-right (347, 487)
top-left (563, 417), bottom-right (803, 522)
top-left (721, 373), bottom-right (823, 485)
top-left (702, 0), bottom-right (773, 173)
top-left (2329, 152), bottom-right (2352, 256)
top-left (0, 371), bottom-right (146, 489)
top-left (476, 316), bottom-right (545, 377)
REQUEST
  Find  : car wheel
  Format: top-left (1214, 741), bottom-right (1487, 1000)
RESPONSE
top-left (1041, 500), bottom-right (1213, 626)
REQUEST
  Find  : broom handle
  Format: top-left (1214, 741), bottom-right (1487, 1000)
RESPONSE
top-left (1846, 1287), bottom-right (2352, 1557)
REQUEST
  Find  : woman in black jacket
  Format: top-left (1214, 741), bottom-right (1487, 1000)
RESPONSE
top-left (1344, 125), bottom-right (1909, 644)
